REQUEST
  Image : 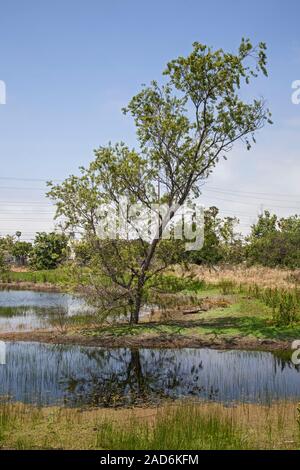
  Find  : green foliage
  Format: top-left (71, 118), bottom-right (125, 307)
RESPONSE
top-left (0, 250), bottom-right (5, 273)
top-left (187, 206), bottom-right (243, 265)
top-left (30, 232), bottom-right (69, 270)
top-left (187, 209), bottom-right (300, 269)
top-left (0, 236), bottom-right (14, 271)
top-left (148, 274), bottom-right (206, 293)
top-left (0, 265), bottom-right (86, 287)
top-left (246, 211), bottom-right (300, 268)
top-left (246, 284), bottom-right (300, 326)
top-left (11, 241), bottom-right (32, 265)
top-left (96, 405), bottom-right (247, 450)
top-left (47, 39), bottom-right (270, 322)
top-left (73, 240), bottom-right (93, 266)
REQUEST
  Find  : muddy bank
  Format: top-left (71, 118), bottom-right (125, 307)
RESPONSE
top-left (0, 328), bottom-right (292, 352)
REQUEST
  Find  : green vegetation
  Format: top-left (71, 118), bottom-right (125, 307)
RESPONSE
top-left (147, 274), bottom-right (206, 294)
top-left (0, 401), bottom-right (298, 450)
top-left (0, 231), bottom-right (69, 271)
top-left (81, 296), bottom-right (300, 343)
top-left (47, 38), bottom-right (270, 324)
top-left (30, 232), bottom-right (69, 270)
top-left (97, 405), bottom-right (247, 450)
top-left (11, 241), bottom-right (32, 266)
top-left (246, 284), bottom-right (300, 326)
top-left (186, 206), bottom-right (244, 266)
top-left (246, 211), bottom-right (300, 268)
top-left (0, 267), bottom-right (73, 286)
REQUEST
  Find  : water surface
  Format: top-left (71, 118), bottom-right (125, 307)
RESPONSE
top-left (0, 290), bottom-right (89, 331)
top-left (0, 342), bottom-right (299, 407)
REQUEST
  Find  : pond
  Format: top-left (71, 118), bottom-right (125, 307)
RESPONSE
top-left (0, 342), bottom-right (299, 407)
top-left (0, 290), bottom-right (90, 331)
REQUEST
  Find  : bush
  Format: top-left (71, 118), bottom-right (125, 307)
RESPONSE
top-left (246, 284), bottom-right (300, 326)
top-left (30, 232), bottom-right (69, 270)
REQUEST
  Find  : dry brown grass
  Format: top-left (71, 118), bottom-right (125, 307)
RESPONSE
top-left (171, 264), bottom-right (300, 290)
top-left (9, 266), bottom-right (30, 273)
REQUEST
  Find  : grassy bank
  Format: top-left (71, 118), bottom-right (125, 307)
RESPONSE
top-left (78, 296), bottom-right (300, 343)
top-left (0, 292), bottom-right (299, 350)
top-left (0, 266), bottom-right (90, 292)
top-left (0, 401), bottom-right (299, 450)
top-left (0, 268), bottom-right (70, 285)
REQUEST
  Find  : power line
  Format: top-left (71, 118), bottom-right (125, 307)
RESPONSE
top-left (200, 193), bottom-right (300, 210)
top-left (0, 211), bottom-right (54, 214)
top-left (0, 200), bottom-right (53, 205)
top-left (205, 185), bottom-right (300, 199)
top-left (0, 218), bottom-right (54, 221)
top-left (0, 176), bottom-right (299, 198)
top-left (204, 187), bottom-right (300, 203)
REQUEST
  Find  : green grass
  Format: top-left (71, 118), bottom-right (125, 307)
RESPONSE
top-left (83, 296), bottom-right (300, 343)
top-left (0, 268), bottom-right (68, 285)
top-left (190, 297), bottom-right (300, 340)
top-left (96, 405), bottom-right (248, 450)
top-left (0, 266), bottom-right (91, 289)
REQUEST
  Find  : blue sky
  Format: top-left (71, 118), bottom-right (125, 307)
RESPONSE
top-left (0, 0), bottom-right (300, 238)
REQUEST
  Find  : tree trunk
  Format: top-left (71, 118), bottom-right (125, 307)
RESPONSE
top-left (130, 279), bottom-right (144, 324)
top-left (130, 204), bottom-right (178, 324)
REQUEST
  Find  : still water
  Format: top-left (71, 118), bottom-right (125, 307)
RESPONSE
top-left (0, 290), bottom-right (89, 331)
top-left (0, 342), bottom-right (299, 407)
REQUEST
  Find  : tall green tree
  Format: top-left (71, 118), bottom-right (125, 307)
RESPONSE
top-left (246, 211), bottom-right (300, 267)
top-left (31, 232), bottom-right (69, 270)
top-left (0, 235), bottom-right (15, 269)
top-left (11, 241), bottom-right (32, 266)
top-left (48, 39), bottom-right (271, 323)
top-left (188, 207), bottom-right (242, 265)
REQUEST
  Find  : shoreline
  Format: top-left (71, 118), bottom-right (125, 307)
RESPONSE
top-left (0, 280), bottom-right (295, 353)
top-left (0, 328), bottom-right (292, 352)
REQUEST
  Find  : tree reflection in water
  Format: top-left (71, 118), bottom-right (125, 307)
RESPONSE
top-left (60, 348), bottom-right (206, 407)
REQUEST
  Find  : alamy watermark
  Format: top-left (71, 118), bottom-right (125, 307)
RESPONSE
top-left (291, 80), bottom-right (300, 104)
top-left (0, 80), bottom-right (6, 104)
top-left (95, 198), bottom-right (204, 251)
top-left (291, 340), bottom-right (300, 365)
top-left (0, 341), bottom-right (6, 365)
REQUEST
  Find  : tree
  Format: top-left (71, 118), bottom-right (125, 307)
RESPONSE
top-left (0, 248), bottom-right (5, 273)
top-left (11, 241), bottom-right (32, 266)
top-left (246, 211), bottom-right (300, 268)
top-left (30, 232), bottom-right (69, 270)
top-left (15, 231), bottom-right (22, 241)
top-left (48, 39), bottom-right (271, 323)
top-left (249, 210), bottom-right (277, 239)
top-left (0, 235), bottom-right (15, 269)
top-left (187, 206), bottom-right (242, 265)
